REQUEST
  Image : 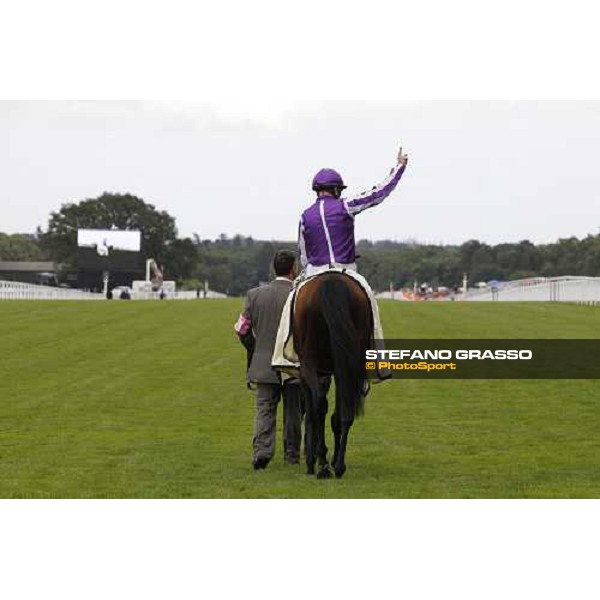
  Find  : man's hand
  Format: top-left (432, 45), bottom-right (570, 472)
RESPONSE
top-left (397, 145), bottom-right (409, 167)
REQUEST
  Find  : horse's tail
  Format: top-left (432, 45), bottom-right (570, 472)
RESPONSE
top-left (318, 276), bottom-right (366, 422)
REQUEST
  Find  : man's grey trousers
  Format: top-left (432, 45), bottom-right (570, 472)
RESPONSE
top-left (253, 381), bottom-right (304, 464)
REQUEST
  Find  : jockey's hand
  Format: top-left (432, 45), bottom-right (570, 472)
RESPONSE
top-left (397, 146), bottom-right (408, 167)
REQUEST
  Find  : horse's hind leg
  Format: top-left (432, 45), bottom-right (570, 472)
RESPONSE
top-left (315, 396), bottom-right (332, 479)
top-left (301, 381), bottom-right (316, 475)
top-left (331, 381), bottom-right (353, 478)
top-left (333, 421), bottom-right (352, 478)
top-left (331, 410), bottom-right (341, 468)
top-left (333, 379), bottom-right (353, 478)
top-left (331, 373), bottom-right (346, 468)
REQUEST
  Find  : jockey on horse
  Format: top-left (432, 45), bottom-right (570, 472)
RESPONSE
top-left (272, 146), bottom-right (409, 478)
top-left (272, 145), bottom-right (408, 376)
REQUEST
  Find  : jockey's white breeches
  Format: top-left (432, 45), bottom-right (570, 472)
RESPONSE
top-left (305, 262), bottom-right (357, 277)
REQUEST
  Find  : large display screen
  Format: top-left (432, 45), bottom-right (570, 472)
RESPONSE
top-left (77, 229), bottom-right (142, 271)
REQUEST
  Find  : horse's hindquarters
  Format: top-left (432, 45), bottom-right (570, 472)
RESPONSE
top-left (293, 273), bottom-right (371, 478)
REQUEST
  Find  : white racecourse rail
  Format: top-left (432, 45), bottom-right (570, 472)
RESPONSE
top-left (461, 276), bottom-right (600, 303)
top-left (0, 279), bottom-right (103, 300)
top-left (0, 280), bottom-right (228, 301)
top-left (132, 290), bottom-right (228, 300)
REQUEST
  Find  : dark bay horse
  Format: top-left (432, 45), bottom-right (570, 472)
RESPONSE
top-left (293, 272), bottom-right (372, 478)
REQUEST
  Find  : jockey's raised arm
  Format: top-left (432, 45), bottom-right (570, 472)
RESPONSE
top-left (343, 160), bottom-right (407, 216)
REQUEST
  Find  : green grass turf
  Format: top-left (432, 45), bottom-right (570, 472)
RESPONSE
top-left (1, 300), bottom-right (600, 498)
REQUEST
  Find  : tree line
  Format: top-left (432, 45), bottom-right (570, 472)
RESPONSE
top-left (2, 193), bottom-right (600, 295)
top-left (179, 234), bottom-right (600, 295)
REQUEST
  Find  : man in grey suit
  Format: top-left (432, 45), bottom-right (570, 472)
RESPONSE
top-left (234, 249), bottom-right (304, 470)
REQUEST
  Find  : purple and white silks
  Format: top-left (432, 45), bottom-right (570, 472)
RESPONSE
top-left (298, 163), bottom-right (406, 269)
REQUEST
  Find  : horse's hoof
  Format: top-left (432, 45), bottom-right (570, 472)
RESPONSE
top-left (334, 465), bottom-right (346, 479)
top-left (306, 466), bottom-right (315, 476)
top-left (317, 466), bottom-right (332, 479)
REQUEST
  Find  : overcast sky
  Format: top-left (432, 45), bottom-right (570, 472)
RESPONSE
top-left (2, 100), bottom-right (599, 245)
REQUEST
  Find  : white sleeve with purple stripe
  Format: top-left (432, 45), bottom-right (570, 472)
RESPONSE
top-left (298, 218), bottom-right (308, 267)
top-left (343, 163), bottom-right (406, 216)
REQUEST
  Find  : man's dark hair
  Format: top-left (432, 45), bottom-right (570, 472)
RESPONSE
top-left (273, 249), bottom-right (296, 277)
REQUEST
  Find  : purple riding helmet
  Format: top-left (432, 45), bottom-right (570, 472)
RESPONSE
top-left (312, 168), bottom-right (347, 196)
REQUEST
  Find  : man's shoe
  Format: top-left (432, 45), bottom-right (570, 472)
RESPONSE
top-left (253, 457), bottom-right (270, 470)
